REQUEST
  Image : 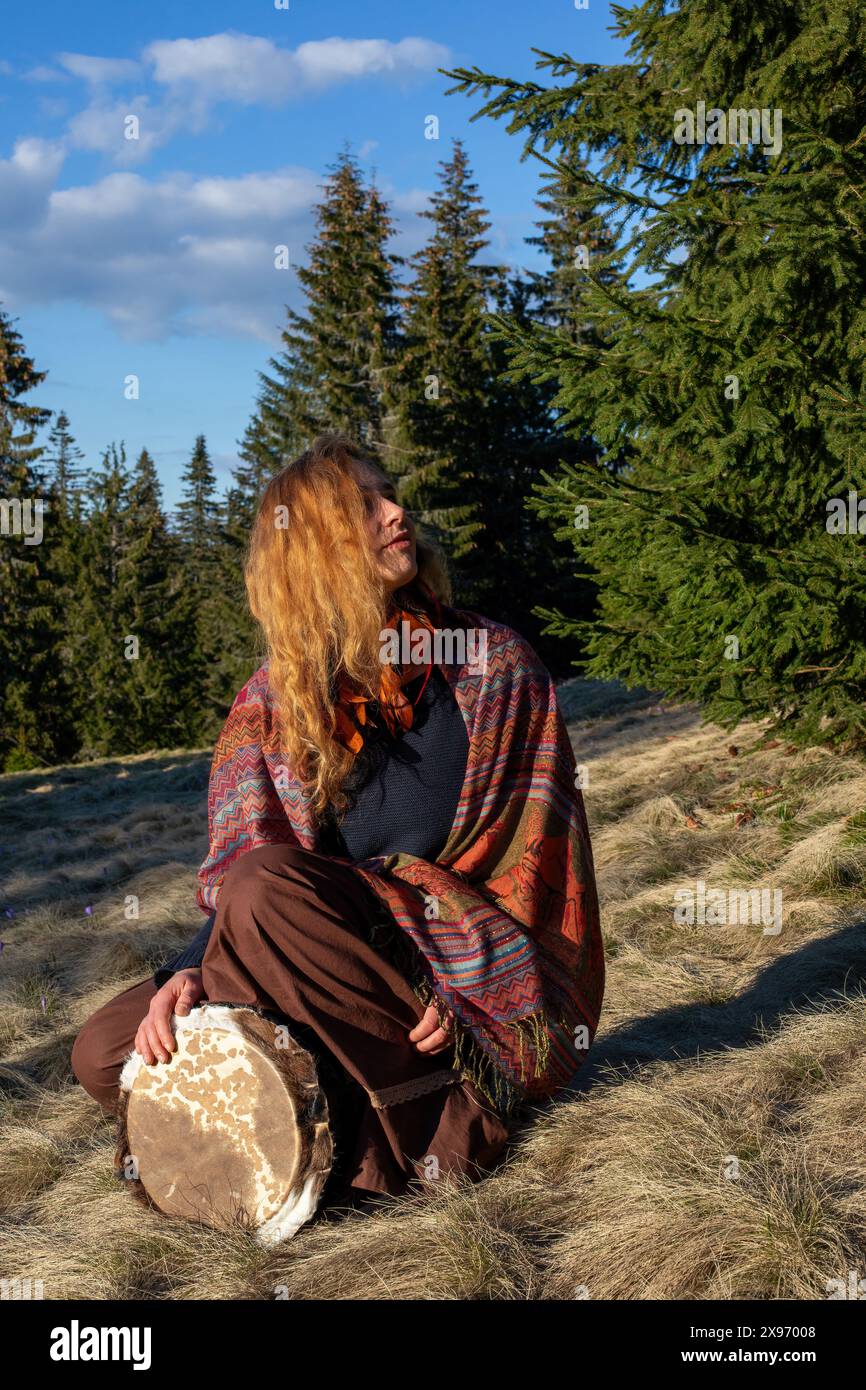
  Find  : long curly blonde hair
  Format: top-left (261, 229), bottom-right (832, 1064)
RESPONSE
top-left (244, 433), bottom-right (451, 816)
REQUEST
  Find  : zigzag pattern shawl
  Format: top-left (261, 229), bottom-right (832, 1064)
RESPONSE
top-left (195, 609), bottom-right (605, 1115)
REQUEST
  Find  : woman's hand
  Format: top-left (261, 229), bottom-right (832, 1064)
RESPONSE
top-left (409, 1003), bottom-right (454, 1056)
top-left (134, 969), bottom-right (205, 1065)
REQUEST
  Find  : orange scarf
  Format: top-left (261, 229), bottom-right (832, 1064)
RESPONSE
top-left (333, 597), bottom-right (439, 756)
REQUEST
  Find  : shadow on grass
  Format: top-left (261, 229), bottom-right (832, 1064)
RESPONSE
top-left (570, 913), bottom-right (866, 1095)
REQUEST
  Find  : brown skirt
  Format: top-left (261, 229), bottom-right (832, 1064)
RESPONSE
top-left (71, 842), bottom-right (512, 1203)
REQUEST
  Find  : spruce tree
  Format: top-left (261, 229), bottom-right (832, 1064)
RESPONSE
top-left (172, 434), bottom-right (229, 742)
top-left (119, 448), bottom-right (188, 749)
top-left (392, 137), bottom-right (580, 647)
top-left (525, 154), bottom-right (620, 347)
top-left (391, 139), bottom-right (504, 606)
top-left (40, 412), bottom-right (88, 763)
top-left (205, 475), bottom-right (266, 706)
top-left (174, 434), bottom-right (220, 577)
top-left (481, 268), bottom-right (596, 670)
top-left (65, 443), bottom-right (139, 756)
top-left (0, 308), bottom-right (60, 770)
top-left (63, 442), bottom-right (202, 756)
top-left (44, 410), bottom-right (86, 505)
top-left (200, 435), bottom-right (279, 713)
top-left (483, 155), bottom-right (628, 667)
top-left (0, 308), bottom-right (48, 494)
top-left (248, 148), bottom-right (402, 459)
top-left (443, 0), bottom-right (866, 746)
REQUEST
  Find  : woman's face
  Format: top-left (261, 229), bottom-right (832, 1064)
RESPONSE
top-left (352, 459), bottom-right (418, 595)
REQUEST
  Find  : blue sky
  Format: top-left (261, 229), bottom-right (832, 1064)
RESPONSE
top-left (1, 0), bottom-right (629, 510)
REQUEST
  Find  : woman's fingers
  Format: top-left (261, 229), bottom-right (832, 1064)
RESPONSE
top-left (135, 976), bottom-right (203, 1065)
top-left (152, 1006), bottom-right (176, 1059)
top-left (172, 970), bottom-right (204, 1019)
top-left (409, 1003), bottom-right (449, 1043)
top-left (413, 1026), bottom-right (451, 1053)
top-left (139, 1022), bottom-right (161, 1064)
top-left (134, 1025), bottom-right (155, 1066)
top-left (410, 1003), bottom-right (456, 1052)
top-left (408, 1005), bottom-right (436, 1041)
top-left (174, 981), bottom-right (197, 1017)
top-left (141, 1015), bottom-right (171, 1064)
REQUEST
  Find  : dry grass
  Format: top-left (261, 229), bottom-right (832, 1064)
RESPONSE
top-left (1, 687), bottom-right (865, 1300)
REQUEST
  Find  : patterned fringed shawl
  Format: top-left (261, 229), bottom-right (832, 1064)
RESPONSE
top-left (195, 609), bottom-right (605, 1117)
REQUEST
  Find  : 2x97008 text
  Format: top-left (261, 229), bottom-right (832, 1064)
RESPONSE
top-left (692, 1328), bottom-right (816, 1339)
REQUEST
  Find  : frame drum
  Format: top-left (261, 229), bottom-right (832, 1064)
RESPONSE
top-left (115, 1003), bottom-right (334, 1244)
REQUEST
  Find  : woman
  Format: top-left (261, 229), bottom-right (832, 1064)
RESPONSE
top-left (71, 433), bottom-right (605, 1210)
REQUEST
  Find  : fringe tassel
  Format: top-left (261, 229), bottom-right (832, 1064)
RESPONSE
top-left (364, 903), bottom-right (559, 1121)
top-left (408, 972), bottom-right (527, 1119)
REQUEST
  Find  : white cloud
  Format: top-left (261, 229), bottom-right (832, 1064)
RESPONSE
top-left (0, 163), bottom-right (326, 342)
top-left (294, 36), bottom-right (449, 89)
top-left (144, 32), bottom-right (292, 103)
top-left (3, 136), bottom-right (64, 177)
top-left (57, 53), bottom-right (142, 85)
top-left (0, 137), bottom-right (65, 228)
top-left (143, 32), bottom-right (451, 104)
top-left (23, 65), bottom-right (66, 83)
top-left (66, 95), bottom-right (201, 162)
top-left (57, 33), bottom-right (452, 161)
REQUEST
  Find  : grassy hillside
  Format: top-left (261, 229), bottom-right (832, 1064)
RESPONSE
top-left (1, 681), bottom-right (865, 1300)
